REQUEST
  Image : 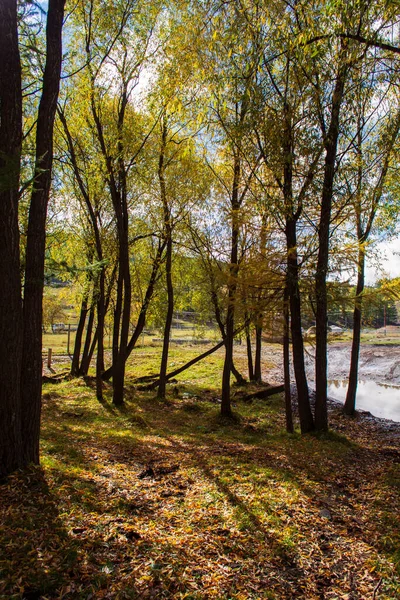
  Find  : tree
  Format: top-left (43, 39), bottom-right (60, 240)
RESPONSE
top-left (0, 0), bottom-right (24, 477)
top-left (0, 0), bottom-right (65, 477)
top-left (246, 0), bottom-right (321, 432)
top-left (42, 290), bottom-right (66, 332)
top-left (69, 0), bottom-right (162, 405)
top-left (343, 95), bottom-right (400, 415)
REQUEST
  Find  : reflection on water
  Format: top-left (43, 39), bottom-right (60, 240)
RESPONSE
top-left (327, 380), bottom-right (400, 422)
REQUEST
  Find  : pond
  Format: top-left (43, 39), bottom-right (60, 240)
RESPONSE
top-left (327, 380), bottom-right (400, 422)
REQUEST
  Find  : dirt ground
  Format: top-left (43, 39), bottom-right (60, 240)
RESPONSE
top-left (243, 340), bottom-right (400, 388)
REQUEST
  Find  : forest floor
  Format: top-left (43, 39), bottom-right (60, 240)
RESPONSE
top-left (1, 344), bottom-right (400, 599)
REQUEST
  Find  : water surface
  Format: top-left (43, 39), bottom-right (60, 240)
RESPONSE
top-left (327, 380), bottom-right (400, 422)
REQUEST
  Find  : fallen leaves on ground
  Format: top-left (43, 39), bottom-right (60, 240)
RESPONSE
top-left (0, 376), bottom-right (399, 599)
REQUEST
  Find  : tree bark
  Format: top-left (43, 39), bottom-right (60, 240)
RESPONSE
top-left (158, 119), bottom-right (174, 399)
top-left (71, 289), bottom-right (89, 376)
top-left (96, 270), bottom-right (105, 399)
top-left (101, 240), bottom-right (165, 381)
top-left (0, 0), bottom-right (23, 478)
top-left (90, 82), bottom-right (131, 405)
top-left (315, 60), bottom-right (347, 431)
top-left (57, 106), bottom-right (106, 396)
top-left (283, 283), bottom-right (294, 433)
top-left (221, 153), bottom-right (241, 418)
top-left (343, 246), bottom-right (365, 415)
top-left (20, 0), bottom-right (66, 464)
top-left (79, 303), bottom-right (95, 375)
top-left (254, 323), bottom-right (262, 383)
top-left (286, 218), bottom-right (314, 432)
top-left (245, 319), bottom-right (254, 381)
top-left (211, 287), bottom-right (245, 383)
top-left (112, 209), bottom-right (131, 406)
top-left (282, 100), bottom-right (314, 433)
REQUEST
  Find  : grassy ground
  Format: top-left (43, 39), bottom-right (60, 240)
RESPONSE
top-left (324, 327), bottom-right (400, 345)
top-left (1, 346), bottom-right (399, 599)
top-left (41, 328), bottom-right (219, 357)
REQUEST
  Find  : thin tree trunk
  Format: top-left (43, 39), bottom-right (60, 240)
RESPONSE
top-left (20, 0), bottom-right (65, 464)
top-left (71, 293), bottom-right (89, 376)
top-left (101, 241), bottom-right (165, 381)
top-left (315, 61), bottom-right (347, 431)
top-left (343, 245), bottom-right (365, 414)
top-left (254, 323), bottom-right (262, 383)
top-left (79, 303), bottom-right (95, 375)
top-left (245, 319), bottom-right (254, 381)
top-left (211, 286), bottom-right (245, 383)
top-left (158, 236), bottom-right (173, 398)
top-left (283, 283), bottom-right (294, 433)
top-left (158, 119), bottom-right (174, 399)
top-left (112, 229), bottom-right (131, 405)
top-left (286, 219), bottom-right (314, 432)
top-left (96, 270), bottom-right (105, 399)
top-left (88, 326), bottom-right (99, 364)
top-left (221, 154), bottom-right (241, 418)
top-left (90, 78), bottom-right (131, 406)
top-left (0, 0), bottom-right (23, 478)
top-left (283, 98), bottom-right (314, 433)
top-left (57, 106), bottom-right (106, 396)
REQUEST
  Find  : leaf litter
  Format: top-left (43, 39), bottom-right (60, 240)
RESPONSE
top-left (0, 377), bottom-right (399, 599)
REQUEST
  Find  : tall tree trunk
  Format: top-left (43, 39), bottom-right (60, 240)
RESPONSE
top-left (282, 99), bottom-right (313, 433)
top-left (20, 0), bottom-right (65, 464)
top-left (96, 270), bottom-right (105, 399)
top-left (286, 219), bottom-right (314, 433)
top-left (79, 303), bottom-right (95, 376)
top-left (0, 0), bottom-right (23, 478)
top-left (254, 323), bottom-right (262, 383)
top-left (57, 106), bottom-right (106, 395)
top-left (112, 224), bottom-right (131, 406)
top-left (71, 293), bottom-right (89, 376)
top-left (158, 120), bottom-right (174, 399)
top-left (315, 62), bottom-right (347, 431)
top-left (283, 283), bottom-right (294, 433)
top-left (245, 319), bottom-right (254, 381)
top-left (158, 235), bottom-right (173, 398)
top-left (221, 154), bottom-right (241, 418)
top-left (90, 79), bottom-right (131, 405)
top-left (343, 245), bottom-right (365, 415)
top-left (101, 241), bottom-right (165, 381)
top-left (211, 287), bottom-right (245, 383)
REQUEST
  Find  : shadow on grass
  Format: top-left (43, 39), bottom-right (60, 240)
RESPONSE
top-left (38, 376), bottom-right (400, 596)
top-left (0, 467), bottom-right (81, 599)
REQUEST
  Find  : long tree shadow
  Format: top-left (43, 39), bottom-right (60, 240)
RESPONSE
top-left (0, 466), bottom-right (81, 599)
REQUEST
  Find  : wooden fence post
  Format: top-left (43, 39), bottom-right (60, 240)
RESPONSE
top-left (47, 348), bottom-right (52, 370)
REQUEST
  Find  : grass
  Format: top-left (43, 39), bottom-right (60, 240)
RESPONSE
top-left (42, 325), bottom-right (220, 357)
top-left (1, 344), bottom-right (399, 599)
top-left (324, 329), bottom-right (400, 345)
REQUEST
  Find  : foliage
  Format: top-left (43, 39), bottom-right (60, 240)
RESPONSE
top-left (42, 288), bottom-right (67, 332)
